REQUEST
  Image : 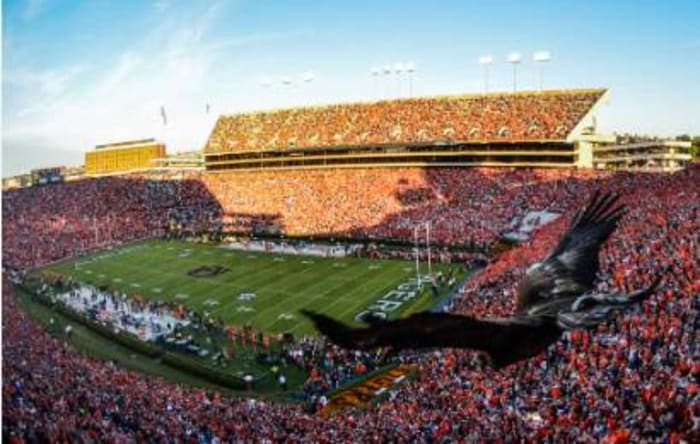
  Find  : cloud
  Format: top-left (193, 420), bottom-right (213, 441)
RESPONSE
top-left (3, 0), bottom-right (319, 176)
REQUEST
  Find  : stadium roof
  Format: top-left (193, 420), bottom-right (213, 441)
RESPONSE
top-left (204, 88), bottom-right (606, 155)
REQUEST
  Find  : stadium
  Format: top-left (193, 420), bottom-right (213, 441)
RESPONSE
top-left (2, 2), bottom-right (699, 442)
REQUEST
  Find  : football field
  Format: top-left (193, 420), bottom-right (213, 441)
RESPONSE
top-left (44, 239), bottom-right (455, 335)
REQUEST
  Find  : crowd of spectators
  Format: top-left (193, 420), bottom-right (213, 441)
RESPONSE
top-left (205, 89), bottom-right (604, 153)
top-left (4, 167), bottom-right (607, 269)
top-left (3, 164), bottom-right (698, 441)
top-left (2, 176), bottom-right (222, 269)
top-left (200, 167), bottom-right (606, 247)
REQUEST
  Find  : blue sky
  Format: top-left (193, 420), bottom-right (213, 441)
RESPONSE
top-left (2, 0), bottom-right (699, 176)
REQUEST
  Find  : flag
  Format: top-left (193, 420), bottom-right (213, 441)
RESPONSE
top-left (160, 106), bottom-right (167, 125)
top-left (206, 103), bottom-right (211, 114)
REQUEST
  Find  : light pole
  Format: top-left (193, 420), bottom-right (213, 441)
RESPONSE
top-left (405, 62), bottom-right (416, 97)
top-left (394, 62), bottom-right (404, 97)
top-left (281, 76), bottom-right (293, 104)
top-left (382, 65), bottom-right (392, 98)
top-left (300, 72), bottom-right (315, 106)
top-left (533, 51), bottom-right (551, 91)
top-left (506, 52), bottom-right (522, 94)
top-left (301, 71), bottom-right (315, 84)
top-left (371, 66), bottom-right (380, 99)
top-left (478, 55), bottom-right (493, 94)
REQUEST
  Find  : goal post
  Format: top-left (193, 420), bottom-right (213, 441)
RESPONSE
top-left (414, 221), bottom-right (433, 287)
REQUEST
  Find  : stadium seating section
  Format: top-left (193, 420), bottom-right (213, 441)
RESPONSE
top-left (205, 89), bottom-right (605, 154)
top-left (3, 165), bottom-right (698, 441)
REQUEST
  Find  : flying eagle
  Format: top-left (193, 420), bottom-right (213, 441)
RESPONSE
top-left (302, 191), bottom-right (664, 369)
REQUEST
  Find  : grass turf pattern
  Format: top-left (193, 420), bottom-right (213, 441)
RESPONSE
top-left (44, 239), bottom-right (453, 336)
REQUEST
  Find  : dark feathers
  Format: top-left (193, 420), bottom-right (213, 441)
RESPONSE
top-left (302, 190), bottom-right (664, 370)
top-left (301, 309), bottom-right (560, 369)
top-left (516, 191), bottom-right (626, 312)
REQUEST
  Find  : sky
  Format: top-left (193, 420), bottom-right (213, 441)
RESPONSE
top-left (2, 0), bottom-right (699, 177)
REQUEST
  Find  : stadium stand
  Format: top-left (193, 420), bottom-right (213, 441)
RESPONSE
top-left (2, 167), bottom-right (609, 269)
top-left (204, 89), bottom-right (605, 170)
top-left (1, 176), bottom-right (223, 269)
top-left (206, 89), bottom-right (604, 153)
top-left (3, 164), bottom-right (698, 441)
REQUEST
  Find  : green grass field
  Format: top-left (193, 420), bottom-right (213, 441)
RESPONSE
top-left (44, 239), bottom-right (455, 335)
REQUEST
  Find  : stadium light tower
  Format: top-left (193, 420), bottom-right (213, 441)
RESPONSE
top-left (394, 62), bottom-right (404, 97)
top-left (478, 55), bottom-right (493, 94)
top-left (506, 52), bottom-right (522, 93)
top-left (533, 51), bottom-right (551, 91)
top-left (301, 71), bottom-right (316, 83)
top-left (371, 66), bottom-right (381, 99)
top-left (383, 65), bottom-right (393, 98)
top-left (281, 76), bottom-right (294, 105)
top-left (405, 62), bottom-right (416, 97)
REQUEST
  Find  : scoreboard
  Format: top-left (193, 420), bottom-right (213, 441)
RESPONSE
top-left (31, 167), bottom-right (64, 186)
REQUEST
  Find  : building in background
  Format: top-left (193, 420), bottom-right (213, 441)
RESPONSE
top-left (590, 139), bottom-right (692, 172)
top-left (2, 173), bottom-right (33, 190)
top-left (151, 150), bottom-right (204, 171)
top-left (85, 139), bottom-right (166, 176)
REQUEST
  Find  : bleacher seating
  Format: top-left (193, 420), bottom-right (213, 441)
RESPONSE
top-left (205, 89), bottom-right (605, 154)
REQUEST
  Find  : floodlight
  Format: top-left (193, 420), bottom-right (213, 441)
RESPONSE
top-left (533, 51), bottom-right (551, 62)
top-left (506, 53), bottom-right (522, 64)
top-left (383, 65), bottom-right (392, 74)
top-left (394, 62), bottom-right (404, 74)
top-left (507, 53), bottom-right (522, 93)
top-left (533, 51), bottom-right (551, 91)
top-left (371, 66), bottom-right (380, 76)
top-left (405, 62), bottom-right (416, 73)
top-left (479, 56), bottom-right (493, 94)
top-left (301, 71), bottom-right (315, 82)
top-left (281, 76), bottom-right (293, 85)
top-left (261, 76), bottom-right (273, 87)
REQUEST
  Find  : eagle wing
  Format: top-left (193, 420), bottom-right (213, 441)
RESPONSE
top-left (517, 190), bottom-right (626, 312)
top-left (302, 310), bottom-right (561, 369)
